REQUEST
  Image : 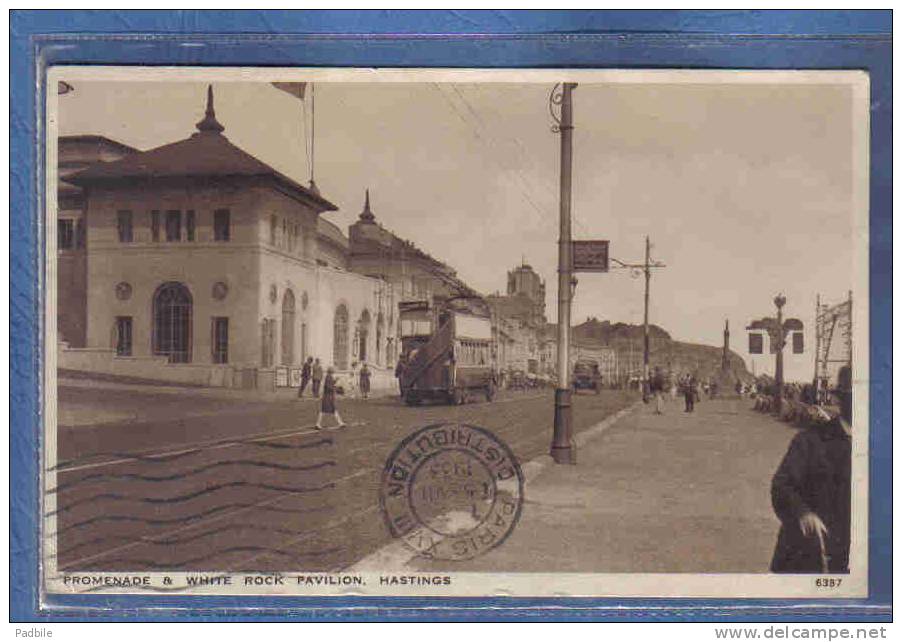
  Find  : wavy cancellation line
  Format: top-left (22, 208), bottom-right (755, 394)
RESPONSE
top-left (49, 436), bottom-right (335, 472)
top-left (46, 458), bottom-right (337, 493)
top-left (45, 480), bottom-right (335, 517)
top-left (47, 502), bottom-right (333, 538)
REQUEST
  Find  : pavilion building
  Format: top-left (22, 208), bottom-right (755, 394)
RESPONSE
top-left (60, 86), bottom-right (397, 390)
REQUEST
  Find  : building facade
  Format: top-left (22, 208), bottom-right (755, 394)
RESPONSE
top-left (57, 135), bottom-right (137, 347)
top-left (60, 87), bottom-right (397, 390)
top-left (348, 191), bottom-right (477, 306)
top-left (347, 191), bottom-right (485, 368)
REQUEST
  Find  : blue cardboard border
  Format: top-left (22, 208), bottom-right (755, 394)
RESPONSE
top-left (9, 10), bottom-right (892, 622)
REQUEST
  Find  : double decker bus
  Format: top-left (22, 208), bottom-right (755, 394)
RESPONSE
top-left (397, 298), bottom-right (496, 405)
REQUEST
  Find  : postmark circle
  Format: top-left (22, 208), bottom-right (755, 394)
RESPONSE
top-left (379, 423), bottom-right (524, 561)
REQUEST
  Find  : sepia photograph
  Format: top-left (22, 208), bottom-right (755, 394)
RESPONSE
top-left (42, 67), bottom-right (869, 598)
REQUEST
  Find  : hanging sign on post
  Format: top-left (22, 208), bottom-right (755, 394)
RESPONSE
top-left (572, 240), bottom-right (610, 272)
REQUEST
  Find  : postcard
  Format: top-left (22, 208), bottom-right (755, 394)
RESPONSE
top-left (42, 66), bottom-right (869, 598)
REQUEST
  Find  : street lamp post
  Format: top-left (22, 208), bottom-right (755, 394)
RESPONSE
top-left (774, 294), bottom-right (786, 414)
top-left (550, 82), bottom-right (577, 465)
top-left (611, 239), bottom-right (665, 396)
top-left (642, 235), bottom-right (651, 395)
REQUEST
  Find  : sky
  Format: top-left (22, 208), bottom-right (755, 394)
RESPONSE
top-left (56, 75), bottom-right (862, 381)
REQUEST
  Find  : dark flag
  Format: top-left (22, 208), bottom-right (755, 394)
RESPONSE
top-left (272, 82), bottom-right (307, 100)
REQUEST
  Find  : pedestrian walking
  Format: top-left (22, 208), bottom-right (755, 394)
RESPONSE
top-left (683, 375), bottom-right (696, 413)
top-left (651, 366), bottom-right (665, 414)
top-left (297, 356), bottom-right (313, 398)
top-left (315, 367), bottom-right (346, 430)
top-left (311, 358), bottom-right (323, 397)
top-left (395, 353), bottom-right (408, 399)
top-left (359, 362), bottom-right (372, 400)
top-left (770, 366), bottom-right (852, 573)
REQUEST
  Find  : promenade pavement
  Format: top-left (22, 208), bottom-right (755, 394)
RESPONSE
top-left (412, 395), bottom-right (799, 574)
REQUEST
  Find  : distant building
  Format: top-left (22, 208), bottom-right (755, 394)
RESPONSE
top-left (487, 262), bottom-right (548, 374)
top-left (60, 87), bottom-right (397, 389)
top-left (506, 262), bottom-right (546, 326)
top-left (348, 190), bottom-right (478, 305)
top-left (487, 294), bottom-right (541, 373)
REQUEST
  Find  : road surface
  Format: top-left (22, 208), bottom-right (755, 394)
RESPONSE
top-left (49, 384), bottom-right (637, 574)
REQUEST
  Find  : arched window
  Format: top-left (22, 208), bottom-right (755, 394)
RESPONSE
top-left (333, 304), bottom-right (349, 370)
top-left (376, 312), bottom-right (385, 365)
top-left (281, 289), bottom-right (295, 365)
top-left (153, 282), bottom-right (192, 363)
top-left (358, 309), bottom-right (371, 364)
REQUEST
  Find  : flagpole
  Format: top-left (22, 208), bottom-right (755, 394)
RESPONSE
top-left (310, 83), bottom-right (316, 188)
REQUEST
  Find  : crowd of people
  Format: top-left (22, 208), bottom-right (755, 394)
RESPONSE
top-left (645, 367), bottom-right (754, 414)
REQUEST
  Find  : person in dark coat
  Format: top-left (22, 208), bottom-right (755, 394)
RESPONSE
top-left (359, 362), bottom-right (371, 399)
top-left (311, 358), bottom-right (323, 398)
top-left (315, 367), bottom-right (346, 430)
top-left (683, 375), bottom-right (696, 413)
top-left (770, 366), bottom-right (852, 573)
top-left (297, 356), bottom-right (313, 398)
top-left (650, 366), bottom-right (665, 414)
top-left (394, 354), bottom-right (408, 399)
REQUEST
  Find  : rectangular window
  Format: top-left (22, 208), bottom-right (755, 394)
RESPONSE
top-left (748, 333), bottom-right (763, 355)
top-left (186, 210), bottom-right (196, 242)
top-left (212, 317), bottom-right (229, 364)
top-left (282, 218), bottom-right (288, 248)
top-left (792, 331), bottom-right (804, 354)
top-left (269, 215), bottom-right (277, 245)
top-left (151, 210), bottom-right (160, 242)
top-left (117, 210), bottom-right (133, 243)
top-left (214, 209), bottom-right (231, 241)
top-left (58, 219), bottom-right (74, 250)
top-left (115, 316), bottom-right (133, 356)
top-left (165, 210), bottom-right (181, 242)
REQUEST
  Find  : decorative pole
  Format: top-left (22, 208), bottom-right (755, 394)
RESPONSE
top-left (642, 235), bottom-right (651, 397)
top-left (550, 82), bottom-right (577, 465)
top-left (774, 294), bottom-right (787, 414)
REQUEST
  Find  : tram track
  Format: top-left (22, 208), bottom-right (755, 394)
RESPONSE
top-left (49, 390), bottom-right (636, 575)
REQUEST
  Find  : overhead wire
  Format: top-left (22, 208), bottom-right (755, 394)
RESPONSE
top-left (447, 83), bottom-right (591, 239)
top-left (431, 83), bottom-right (560, 238)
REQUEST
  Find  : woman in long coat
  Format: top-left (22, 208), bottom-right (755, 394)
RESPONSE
top-left (316, 367), bottom-right (346, 430)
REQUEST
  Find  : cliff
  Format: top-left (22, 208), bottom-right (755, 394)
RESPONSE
top-left (561, 317), bottom-right (752, 382)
